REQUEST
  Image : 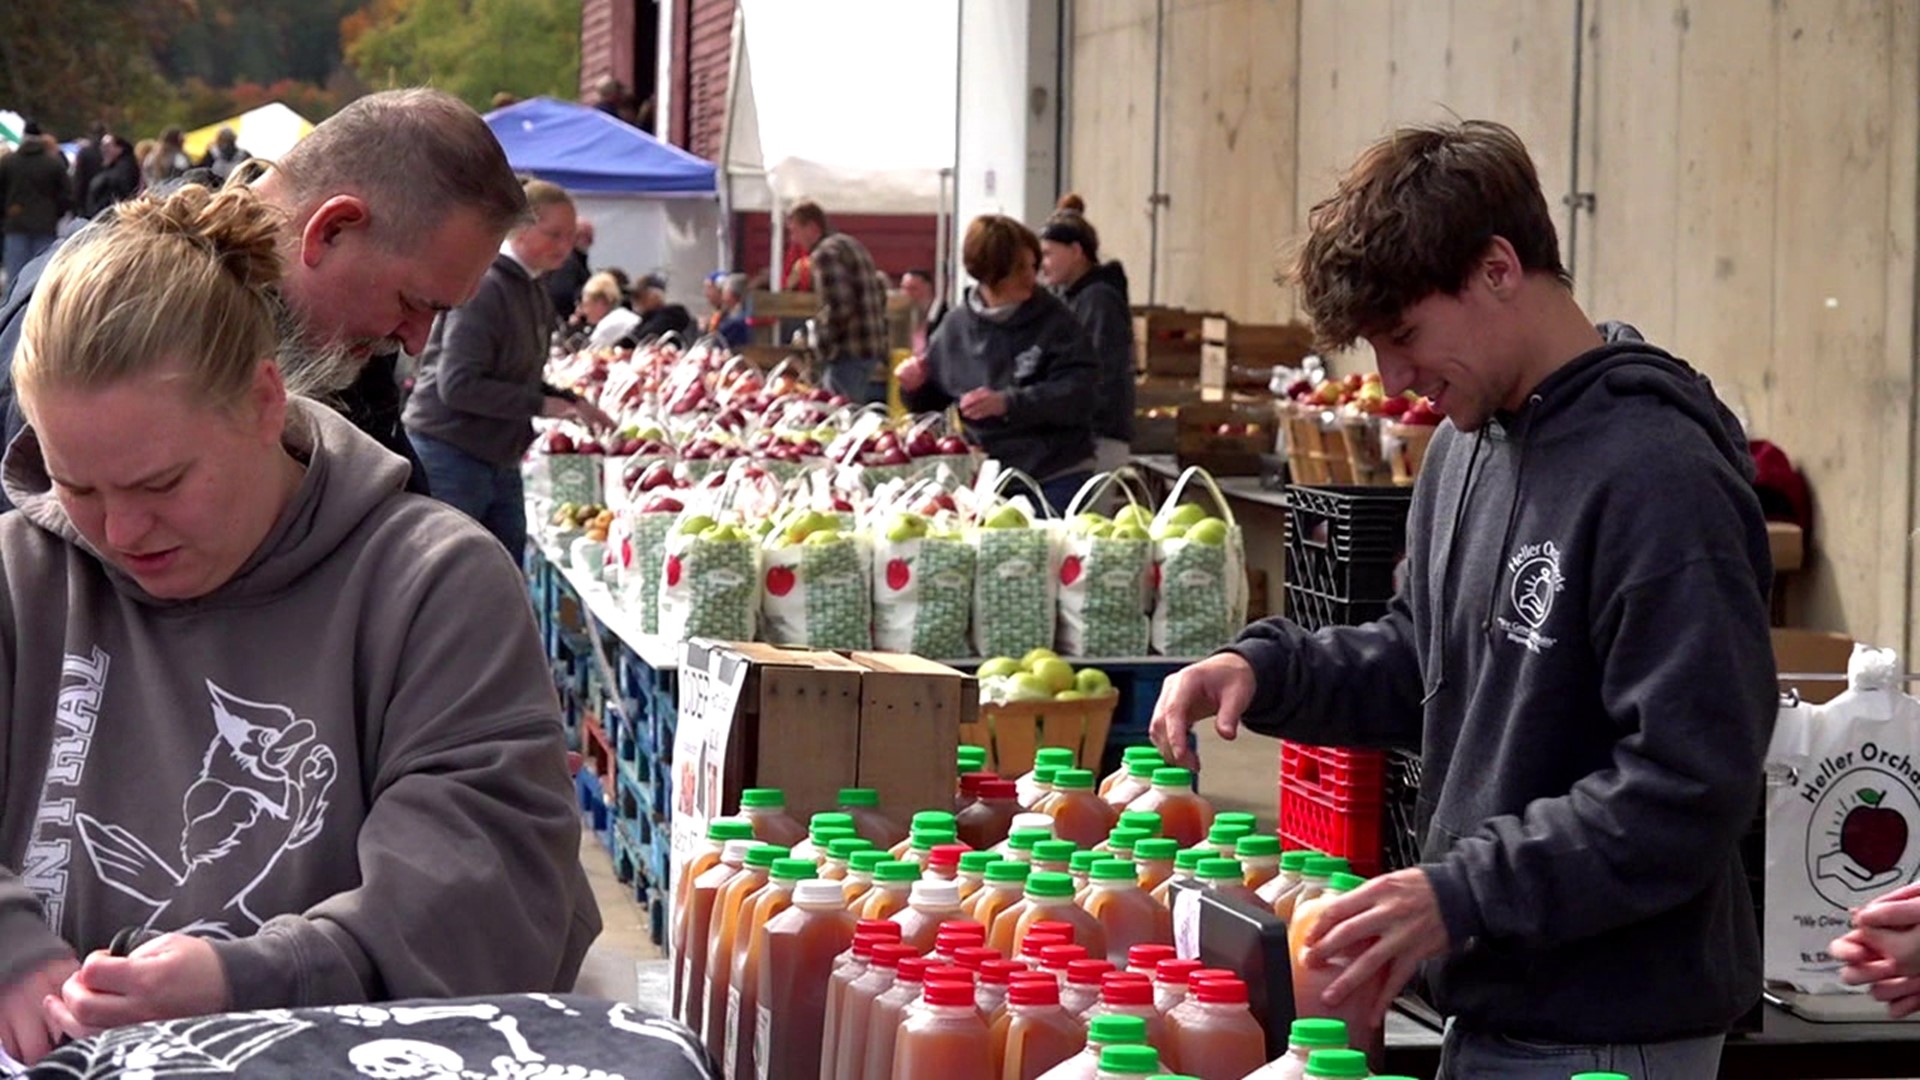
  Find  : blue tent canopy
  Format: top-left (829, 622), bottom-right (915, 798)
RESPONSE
top-left (484, 97), bottom-right (717, 196)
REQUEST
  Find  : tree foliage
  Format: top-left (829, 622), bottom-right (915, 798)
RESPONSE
top-left (343, 0), bottom-right (581, 113)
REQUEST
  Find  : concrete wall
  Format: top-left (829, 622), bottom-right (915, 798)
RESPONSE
top-left (1066, 0), bottom-right (1920, 654)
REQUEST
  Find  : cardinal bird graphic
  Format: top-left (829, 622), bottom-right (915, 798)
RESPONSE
top-left (75, 681), bottom-right (339, 939)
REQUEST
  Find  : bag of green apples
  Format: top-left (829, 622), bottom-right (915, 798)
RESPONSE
top-left (611, 472), bottom-right (689, 633)
top-left (1057, 471), bottom-right (1154, 657)
top-left (758, 504), bottom-right (873, 650)
top-left (969, 469), bottom-right (1061, 659)
top-left (1149, 466), bottom-right (1248, 655)
top-left (656, 489), bottom-right (762, 643)
top-left (871, 480), bottom-right (975, 658)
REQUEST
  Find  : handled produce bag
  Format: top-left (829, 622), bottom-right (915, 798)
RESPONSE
top-left (758, 508), bottom-right (872, 650)
top-left (656, 511), bottom-right (759, 643)
top-left (612, 506), bottom-right (680, 633)
top-left (1765, 645), bottom-right (1920, 994)
top-left (1056, 471), bottom-right (1152, 657)
top-left (1149, 466), bottom-right (1247, 656)
top-left (969, 470), bottom-right (1059, 659)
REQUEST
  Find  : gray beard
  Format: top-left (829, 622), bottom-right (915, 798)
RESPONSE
top-left (269, 294), bottom-right (372, 399)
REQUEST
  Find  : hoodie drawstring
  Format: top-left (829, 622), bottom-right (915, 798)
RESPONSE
top-left (1422, 428), bottom-right (1487, 705)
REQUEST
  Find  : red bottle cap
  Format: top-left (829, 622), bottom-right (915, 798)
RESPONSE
top-left (851, 933), bottom-right (891, 959)
top-left (959, 771), bottom-right (996, 797)
top-left (922, 979), bottom-right (978, 1007)
top-left (952, 946), bottom-right (1003, 971)
top-left (923, 965), bottom-right (974, 986)
top-left (1101, 971), bottom-right (1154, 1006)
top-left (1190, 967), bottom-right (1239, 984)
top-left (978, 959), bottom-right (1027, 986)
top-left (1008, 978), bottom-right (1063, 1006)
top-left (1126, 944), bottom-right (1177, 972)
top-left (1021, 936), bottom-right (1064, 962)
top-left (1067, 959), bottom-right (1116, 986)
top-left (1040, 944), bottom-right (1089, 971)
top-left (1194, 976), bottom-right (1249, 1004)
top-left (896, 957), bottom-right (932, 983)
top-left (1029, 921), bottom-right (1077, 941)
top-left (980, 778), bottom-right (1019, 799)
top-left (928, 843), bottom-right (972, 873)
top-left (856, 919), bottom-right (904, 938)
top-left (871, 943), bottom-right (917, 969)
top-left (940, 920), bottom-right (987, 941)
top-left (1154, 958), bottom-right (1204, 985)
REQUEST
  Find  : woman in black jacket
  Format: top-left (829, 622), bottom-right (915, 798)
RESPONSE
top-left (84, 136), bottom-right (141, 219)
top-left (898, 214), bottom-right (1097, 514)
top-left (1040, 194), bottom-right (1136, 475)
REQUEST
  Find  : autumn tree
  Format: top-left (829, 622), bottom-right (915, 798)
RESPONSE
top-left (343, 0), bottom-right (581, 113)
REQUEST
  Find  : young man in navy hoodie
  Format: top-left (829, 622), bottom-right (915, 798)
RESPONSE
top-left (1151, 120), bottom-right (1776, 1078)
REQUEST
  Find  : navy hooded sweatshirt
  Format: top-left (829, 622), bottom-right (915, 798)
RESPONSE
top-left (1229, 324), bottom-right (1776, 1042)
top-left (1060, 260), bottom-right (1136, 443)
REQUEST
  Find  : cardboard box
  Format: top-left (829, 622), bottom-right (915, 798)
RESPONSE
top-left (848, 652), bottom-right (976, 818)
top-left (1772, 627), bottom-right (1854, 706)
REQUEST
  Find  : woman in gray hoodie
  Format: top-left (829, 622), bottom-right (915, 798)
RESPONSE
top-left (0, 183), bottom-right (596, 1065)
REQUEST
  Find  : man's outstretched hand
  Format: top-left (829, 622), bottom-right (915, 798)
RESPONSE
top-left (1149, 652), bottom-right (1257, 770)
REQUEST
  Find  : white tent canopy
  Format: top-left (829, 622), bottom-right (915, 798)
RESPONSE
top-left (724, 0), bottom-right (958, 215)
top-left (184, 102), bottom-right (314, 161)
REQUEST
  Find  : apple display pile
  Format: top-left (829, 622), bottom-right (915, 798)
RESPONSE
top-left (1285, 371), bottom-right (1442, 426)
top-left (976, 648), bottom-right (1115, 705)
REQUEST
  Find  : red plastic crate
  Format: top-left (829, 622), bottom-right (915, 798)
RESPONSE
top-left (1280, 740), bottom-right (1385, 801)
top-left (1279, 784), bottom-right (1382, 877)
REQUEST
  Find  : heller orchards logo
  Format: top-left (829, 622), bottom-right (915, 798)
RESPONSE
top-left (1801, 742), bottom-right (1920, 908)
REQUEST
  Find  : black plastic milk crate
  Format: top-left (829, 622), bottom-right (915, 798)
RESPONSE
top-left (1280, 586), bottom-right (1393, 634)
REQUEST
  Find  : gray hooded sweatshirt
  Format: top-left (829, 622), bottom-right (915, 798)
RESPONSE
top-left (1229, 324), bottom-right (1775, 1042)
top-left (0, 399), bottom-right (599, 1008)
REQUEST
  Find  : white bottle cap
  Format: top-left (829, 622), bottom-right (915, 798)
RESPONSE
top-left (1011, 813), bottom-right (1054, 836)
top-left (722, 839), bottom-right (759, 863)
top-left (793, 880), bottom-right (848, 907)
top-left (910, 879), bottom-right (963, 908)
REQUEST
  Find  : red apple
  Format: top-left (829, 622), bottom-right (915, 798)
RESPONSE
top-left (1060, 556), bottom-right (1083, 587)
top-left (886, 558), bottom-right (911, 591)
top-left (665, 554), bottom-right (684, 587)
top-left (642, 494), bottom-right (685, 514)
top-left (831, 496), bottom-right (855, 512)
top-left (873, 447), bottom-right (911, 467)
top-left (766, 566), bottom-right (797, 597)
top-left (541, 430), bottom-right (575, 454)
top-left (1380, 397), bottom-right (1412, 419)
top-left (935, 435), bottom-right (970, 456)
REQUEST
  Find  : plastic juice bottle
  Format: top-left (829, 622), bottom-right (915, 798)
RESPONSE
top-left (1126, 944), bottom-right (1177, 978)
top-left (674, 820), bottom-right (755, 1001)
top-left (1102, 746), bottom-right (1165, 800)
top-left (740, 788), bottom-right (808, 849)
top-left (819, 924), bottom-right (901, 1080)
top-left (1004, 827), bottom-right (1053, 865)
top-left (838, 786), bottom-right (910, 850)
top-left (892, 811), bottom-right (959, 860)
top-left (1034, 1014), bottom-right (1149, 1080)
top-left (1290, 873), bottom-right (1389, 1054)
top-left (1063, 958), bottom-right (1116, 1018)
top-left (1118, 811), bottom-right (1164, 838)
top-left (1020, 929), bottom-right (1075, 972)
top-left (958, 778), bottom-right (1025, 850)
top-left (1125, 770), bottom-right (1215, 849)
top-left (1033, 839), bottom-right (1079, 879)
top-left (1302, 1049), bottom-right (1372, 1078)
top-left (1008, 872), bottom-right (1109, 962)
top-left (1150, 849), bottom-right (1206, 907)
top-left (832, 940), bottom-right (914, 1080)
top-left (1103, 753), bottom-right (1167, 812)
top-left (679, 836), bottom-right (754, 1030)
top-left (958, 772), bottom-right (996, 818)
top-left (1072, 850), bottom-right (1101, 897)
top-left (1262, 850), bottom-right (1312, 919)
top-left (969, 859), bottom-right (1032, 928)
top-left (1239, 1018), bottom-right (1348, 1080)
top-left (857, 859), bottom-right (922, 921)
top-left (959, 743), bottom-right (990, 776)
top-left (822, 836), bottom-right (874, 882)
top-left (1087, 973), bottom-right (1174, 1066)
top-left (1040, 943), bottom-right (1091, 985)
top-left (935, 919), bottom-right (989, 962)
top-left (1199, 822), bottom-right (1254, 856)
top-left (956, 850), bottom-right (999, 903)
top-left (727, 857), bottom-right (811, 1080)
top-left (1165, 975), bottom-right (1265, 1080)
top-left (1134, 839), bottom-right (1180, 896)
top-left (954, 944), bottom-right (1004, 976)
top-left (862, 954), bottom-right (932, 1080)
top-left (993, 971), bottom-right (1059, 1064)
top-left (755, 879), bottom-right (858, 1080)
top-left (703, 843), bottom-right (786, 1059)
top-left (1020, 748), bottom-right (1080, 808)
top-left (843, 849), bottom-right (890, 908)
top-left (926, 843), bottom-right (971, 883)
top-left (1001, 974), bottom-right (1088, 1080)
top-left (792, 813), bottom-right (857, 862)
top-left (1194, 858), bottom-right (1264, 908)
top-left (1083, 858), bottom-right (1174, 964)
top-left (1293, 856), bottom-right (1349, 910)
top-left (1029, 765), bottom-right (1067, 815)
top-left (1100, 827), bottom-right (1152, 862)
top-left (894, 976), bottom-right (994, 1080)
top-left (1049, 769), bottom-right (1121, 848)
top-left (978, 957), bottom-right (1028, 1022)
top-left (1152, 959), bottom-right (1204, 1015)
top-left (1213, 812), bottom-right (1258, 838)
top-left (890, 878), bottom-right (967, 952)
top-left (1234, 836), bottom-right (1283, 892)
top-left (1093, 1044), bottom-right (1164, 1078)
top-left (904, 825), bottom-right (960, 867)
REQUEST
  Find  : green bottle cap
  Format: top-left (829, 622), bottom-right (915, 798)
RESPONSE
top-left (770, 858), bottom-right (814, 882)
top-left (1032, 840), bottom-right (1078, 862)
top-left (911, 811), bottom-right (957, 829)
top-left (1172, 848), bottom-right (1207, 871)
top-left (1035, 748), bottom-right (1077, 768)
top-left (1301, 855), bottom-right (1349, 879)
top-left (809, 812), bottom-right (856, 830)
top-left (1118, 811), bottom-right (1163, 835)
top-left (1195, 857), bottom-right (1243, 881)
top-left (1090, 858), bottom-right (1140, 882)
top-left (1145, 1076), bottom-right (1203, 1080)
top-left (1303, 1049), bottom-right (1371, 1078)
top-left (1106, 827), bottom-right (1152, 850)
top-left (827, 838), bottom-right (875, 860)
top-left (1122, 745), bottom-right (1162, 762)
top-left (957, 745), bottom-right (988, 769)
top-left (1289, 1017), bottom-right (1348, 1049)
top-left (745, 845), bottom-right (790, 868)
top-left (1327, 871), bottom-right (1367, 893)
top-left (1025, 871), bottom-right (1076, 899)
top-left (873, 860), bottom-right (922, 883)
top-left (810, 825), bottom-right (857, 845)
top-left (959, 851), bottom-right (1000, 874)
top-left (1207, 823), bottom-right (1254, 846)
top-left (1096, 1046), bottom-right (1162, 1074)
top-left (1279, 849), bottom-right (1313, 872)
top-left (708, 820), bottom-right (756, 841)
top-left (837, 788), bottom-right (880, 807)
top-left (1070, 850), bottom-right (1101, 874)
top-left (1215, 812), bottom-right (1257, 830)
top-left (740, 788), bottom-right (786, 809)
top-left (1086, 1014), bottom-right (1149, 1045)
top-left (1569, 1075), bottom-right (1634, 1080)
top-left (911, 826), bottom-right (958, 850)
top-left (1008, 828), bottom-right (1051, 852)
top-left (1236, 835), bottom-right (1282, 858)
top-left (1034, 765), bottom-right (1062, 784)
top-left (1151, 768), bottom-right (1193, 787)
top-left (1133, 838), bottom-right (1179, 861)
top-left (984, 861), bottom-right (1033, 884)
top-left (849, 850), bottom-right (890, 873)
top-left (1053, 768), bottom-right (1096, 790)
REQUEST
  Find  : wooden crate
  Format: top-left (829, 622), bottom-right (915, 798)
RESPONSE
top-left (971, 692), bottom-right (1120, 776)
top-left (1340, 416), bottom-right (1396, 486)
top-left (1385, 423), bottom-right (1437, 486)
top-left (1176, 400), bottom-right (1276, 476)
top-left (1133, 308), bottom-right (1218, 377)
top-left (1282, 404), bottom-right (1352, 485)
top-left (1199, 319), bottom-right (1314, 401)
top-left (1135, 374), bottom-right (1202, 410)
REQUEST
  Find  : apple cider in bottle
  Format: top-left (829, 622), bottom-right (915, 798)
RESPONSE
top-left (1081, 858), bottom-right (1172, 964)
top-left (739, 788), bottom-right (808, 849)
top-left (679, 837), bottom-right (753, 1031)
top-left (1124, 769), bottom-right (1215, 849)
top-left (892, 977), bottom-right (995, 1080)
top-left (753, 879), bottom-right (856, 1080)
top-left (818, 924), bottom-right (900, 1078)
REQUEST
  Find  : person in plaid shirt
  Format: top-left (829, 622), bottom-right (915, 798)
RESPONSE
top-left (784, 199), bottom-right (890, 403)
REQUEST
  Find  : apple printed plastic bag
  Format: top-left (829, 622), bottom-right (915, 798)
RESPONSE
top-left (524, 425), bottom-right (607, 510)
top-left (969, 475), bottom-right (1060, 659)
top-left (613, 507), bottom-right (681, 633)
top-left (871, 481), bottom-right (975, 658)
top-left (1764, 644), bottom-right (1920, 994)
top-left (656, 508), bottom-right (760, 643)
top-left (758, 507), bottom-right (873, 651)
top-left (1055, 471), bottom-right (1152, 658)
top-left (1149, 466), bottom-right (1248, 656)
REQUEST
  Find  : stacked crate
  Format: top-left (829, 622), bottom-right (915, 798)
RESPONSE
top-left (1132, 308), bottom-right (1217, 453)
top-left (1198, 317), bottom-right (1313, 402)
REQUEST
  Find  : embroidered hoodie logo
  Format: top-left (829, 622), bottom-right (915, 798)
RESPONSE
top-left (1496, 540), bottom-right (1565, 654)
top-left (75, 680), bottom-right (338, 939)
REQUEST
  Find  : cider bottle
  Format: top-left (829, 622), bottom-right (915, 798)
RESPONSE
top-left (832, 940), bottom-right (914, 1080)
top-left (1125, 943), bottom-right (1176, 978)
top-left (1085, 973), bottom-right (1174, 1069)
top-left (862, 954), bottom-right (932, 1080)
top-left (1164, 974), bottom-right (1265, 1080)
top-left (1149, 849), bottom-right (1206, 907)
top-left (1006, 872), bottom-right (1108, 962)
top-left (1303, 1049), bottom-right (1374, 1078)
top-left (1001, 973), bottom-right (1088, 1080)
top-left (1212, 812), bottom-right (1259, 840)
top-left (892, 977), bottom-right (995, 1080)
top-left (1117, 811), bottom-right (1164, 839)
top-left (1101, 746), bottom-right (1164, 801)
top-left (1235, 836), bottom-right (1283, 892)
top-left (703, 843), bottom-right (786, 1060)
top-left (791, 812), bottom-right (857, 863)
top-left (958, 777), bottom-right (1024, 850)
top-left (821, 836), bottom-right (874, 882)
top-left (1124, 770), bottom-right (1214, 849)
top-left (956, 850), bottom-right (999, 903)
top-left (1019, 747), bottom-right (1079, 808)
top-left (1194, 858), bottom-right (1264, 909)
top-left (839, 786), bottom-right (910, 850)
top-left (968, 859), bottom-right (1032, 929)
top-left (1072, 850), bottom-right (1101, 897)
top-left (1049, 769), bottom-right (1120, 848)
top-left (977, 957), bottom-right (1028, 1023)
top-left (1262, 849), bottom-right (1312, 919)
top-left (1082, 858), bottom-right (1173, 964)
top-left (1099, 827), bottom-right (1152, 862)
top-left (893, 811), bottom-right (959, 860)
top-left (926, 842), bottom-right (971, 883)
top-left (679, 836), bottom-right (754, 1031)
top-left (1199, 822), bottom-right (1254, 857)
top-left (1290, 873), bottom-right (1389, 1055)
top-left (1062, 958), bottom-right (1115, 1018)
top-left (1134, 838), bottom-right (1180, 896)
top-left (1033, 1013), bottom-right (1149, 1080)
top-left (1092, 1045), bottom-right (1164, 1078)
top-left (740, 788), bottom-right (808, 849)
top-left (673, 821), bottom-right (754, 1022)
top-left (959, 743), bottom-right (990, 777)
top-left (754, 878), bottom-right (856, 1080)
top-left (1033, 839), bottom-right (1078, 879)
top-left (1004, 827), bottom-right (1053, 864)
top-left (819, 923), bottom-right (901, 1078)
top-left (1151, 958), bottom-right (1204, 1015)
top-left (891, 878), bottom-right (967, 953)
top-left (727, 857), bottom-right (810, 1080)
top-left (905, 824), bottom-right (961, 867)
top-left (857, 859), bottom-right (922, 921)
top-left (843, 848), bottom-right (890, 908)
top-left (934, 918), bottom-right (988, 964)
top-left (1293, 855), bottom-right (1350, 910)
top-left (1238, 1018), bottom-right (1349, 1080)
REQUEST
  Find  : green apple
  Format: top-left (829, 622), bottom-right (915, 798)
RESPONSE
top-left (1114, 504), bottom-right (1153, 530)
top-left (978, 657), bottom-right (1021, 679)
top-left (1187, 518), bottom-right (1229, 546)
top-left (984, 505), bottom-right (1030, 529)
top-left (1075, 668), bottom-right (1113, 695)
top-left (724, 525), bottom-right (756, 543)
top-left (1053, 689), bottom-right (1090, 701)
top-left (805, 529), bottom-right (843, 546)
top-left (1167, 504), bottom-right (1207, 528)
top-left (677, 514), bottom-right (718, 536)
top-left (1086, 522), bottom-right (1114, 540)
top-left (1006, 673), bottom-right (1054, 702)
top-left (1075, 511), bottom-right (1111, 528)
top-left (1032, 657), bottom-right (1077, 695)
top-left (1151, 521), bottom-right (1189, 542)
top-left (1111, 525), bottom-right (1150, 542)
top-left (886, 513), bottom-right (929, 542)
top-left (1021, 647), bottom-right (1060, 671)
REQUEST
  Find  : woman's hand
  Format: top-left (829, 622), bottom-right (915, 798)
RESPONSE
top-left (959, 388), bottom-right (1008, 421)
top-left (45, 934), bottom-right (228, 1041)
top-left (0, 955), bottom-right (78, 1065)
